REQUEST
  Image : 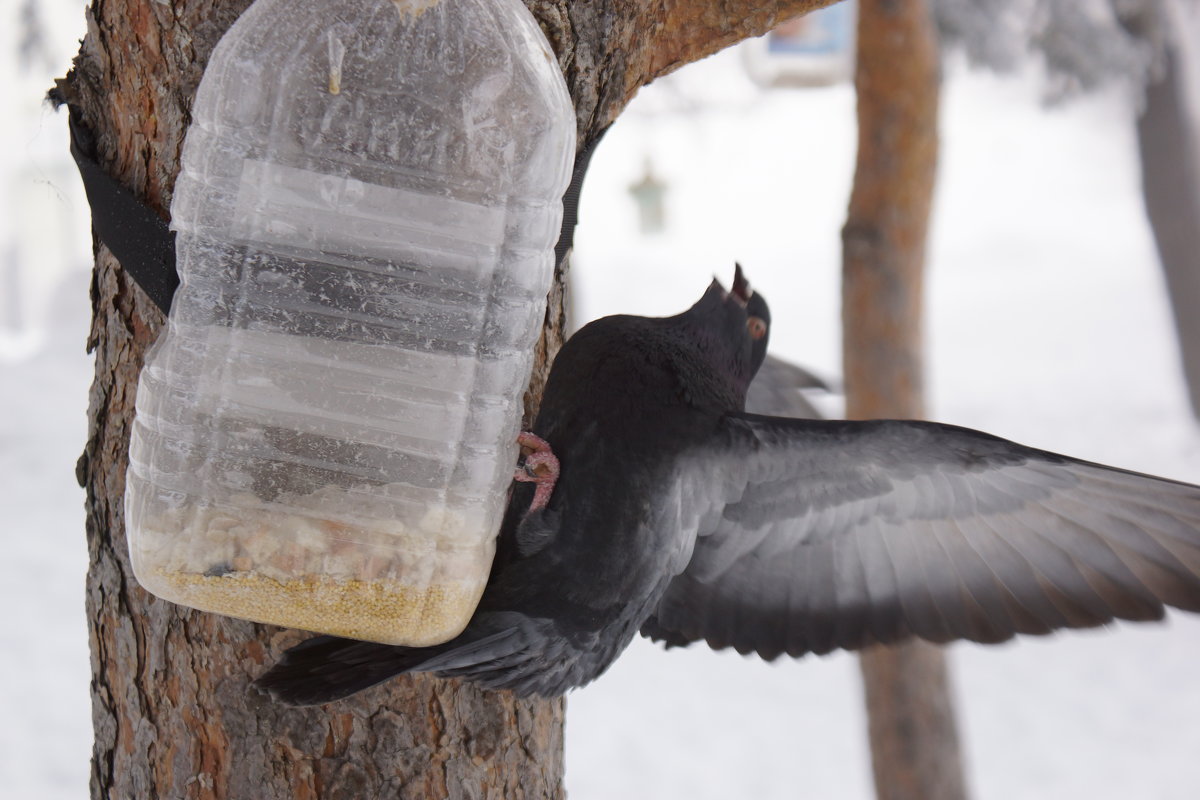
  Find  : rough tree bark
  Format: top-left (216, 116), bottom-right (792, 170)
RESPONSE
top-left (842, 1), bottom-right (969, 800)
top-left (58, 0), bottom-right (840, 797)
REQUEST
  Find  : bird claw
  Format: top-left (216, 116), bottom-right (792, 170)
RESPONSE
top-left (522, 450), bottom-right (556, 478)
top-left (514, 432), bottom-right (559, 512)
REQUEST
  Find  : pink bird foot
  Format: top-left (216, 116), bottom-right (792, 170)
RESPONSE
top-left (514, 431), bottom-right (559, 512)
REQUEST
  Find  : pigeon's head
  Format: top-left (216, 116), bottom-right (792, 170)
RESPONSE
top-left (681, 264), bottom-right (771, 397)
top-left (742, 290), bottom-right (771, 378)
top-left (731, 263), bottom-right (771, 378)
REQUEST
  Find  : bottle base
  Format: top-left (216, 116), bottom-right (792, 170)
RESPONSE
top-left (144, 568), bottom-right (482, 646)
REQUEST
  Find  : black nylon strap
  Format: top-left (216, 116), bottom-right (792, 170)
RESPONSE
top-left (67, 104), bottom-right (178, 314)
top-left (554, 127), bottom-right (606, 269)
top-left (68, 104), bottom-right (604, 315)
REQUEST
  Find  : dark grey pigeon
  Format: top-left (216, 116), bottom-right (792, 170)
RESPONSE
top-left (256, 268), bottom-right (1200, 705)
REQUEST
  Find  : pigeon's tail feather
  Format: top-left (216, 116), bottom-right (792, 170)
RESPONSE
top-left (415, 628), bottom-right (526, 672)
top-left (254, 635), bottom-right (448, 707)
top-left (254, 626), bottom-right (534, 706)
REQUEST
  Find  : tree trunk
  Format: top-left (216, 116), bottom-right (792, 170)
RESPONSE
top-left (842, 1), bottom-right (968, 799)
top-left (59, 0), bottom-right (840, 797)
top-left (1132, 6), bottom-right (1200, 420)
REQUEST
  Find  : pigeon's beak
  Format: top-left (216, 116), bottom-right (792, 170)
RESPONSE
top-left (707, 265), bottom-right (753, 309)
top-left (731, 263), bottom-right (753, 306)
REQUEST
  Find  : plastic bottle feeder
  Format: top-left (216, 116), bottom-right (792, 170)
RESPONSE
top-left (124, 0), bottom-right (576, 645)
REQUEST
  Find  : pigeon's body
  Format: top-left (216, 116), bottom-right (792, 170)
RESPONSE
top-left (257, 271), bottom-right (1200, 706)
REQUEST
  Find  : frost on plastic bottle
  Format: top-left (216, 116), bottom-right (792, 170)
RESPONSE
top-left (124, 0), bottom-right (575, 645)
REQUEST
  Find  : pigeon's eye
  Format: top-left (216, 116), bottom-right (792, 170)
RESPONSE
top-left (747, 316), bottom-right (767, 340)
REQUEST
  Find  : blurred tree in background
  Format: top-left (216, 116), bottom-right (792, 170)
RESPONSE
top-left (844, 1), bottom-right (969, 798)
top-left (934, 0), bottom-right (1200, 418)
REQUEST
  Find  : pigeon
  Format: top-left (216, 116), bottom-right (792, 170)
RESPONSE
top-left (256, 267), bottom-right (1200, 705)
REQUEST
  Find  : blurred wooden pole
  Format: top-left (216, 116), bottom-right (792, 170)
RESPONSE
top-left (1129, 7), bottom-right (1200, 420)
top-left (842, 1), bottom-right (969, 799)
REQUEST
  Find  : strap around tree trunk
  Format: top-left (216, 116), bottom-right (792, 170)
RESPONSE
top-left (66, 103), bottom-right (605, 316)
top-left (67, 104), bottom-right (179, 314)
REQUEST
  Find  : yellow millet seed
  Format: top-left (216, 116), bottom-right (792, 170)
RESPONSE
top-left (154, 569), bottom-right (483, 646)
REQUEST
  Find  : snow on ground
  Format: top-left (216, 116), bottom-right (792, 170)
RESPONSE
top-left (1, 3), bottom-right (95, 795)
top-left (564, 47), bottom-right (1200, 800)
top-left (3, 29), bottom-right (1199, 800)
top-left (0, 277), bottom-right (92, 800)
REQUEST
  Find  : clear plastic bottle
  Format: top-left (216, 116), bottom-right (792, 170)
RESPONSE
top-left (125, 0), bottom-right (575, 645)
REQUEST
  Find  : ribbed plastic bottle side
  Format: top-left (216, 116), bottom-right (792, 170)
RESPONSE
top-left (125, 0), bottom-right (575, 645)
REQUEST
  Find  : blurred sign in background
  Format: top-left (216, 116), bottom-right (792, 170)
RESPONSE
top-left (743, 0), bottom-right (856, 87)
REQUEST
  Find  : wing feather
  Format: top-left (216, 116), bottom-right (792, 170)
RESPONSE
top-left (830, 518), bottom-right (871, 650)
top-left (783, 538), bottom-right (818, 657)
top-left (854, 516), bottom-right (904, 646)
top-left (641, 416), bottom-right (1200, 658)
top-left (926, 519), bottom-right (1014, 642)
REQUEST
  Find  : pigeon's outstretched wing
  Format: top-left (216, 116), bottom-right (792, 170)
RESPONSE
top-left (642, 415), bottom-right (1200, 660)
top-left (744, 354), bottom-right (830, 419)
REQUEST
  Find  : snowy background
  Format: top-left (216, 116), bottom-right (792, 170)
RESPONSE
top-left (3, 4), bottom-right (1199, 799)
